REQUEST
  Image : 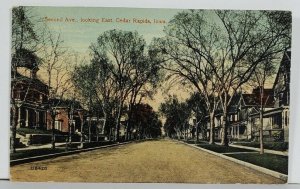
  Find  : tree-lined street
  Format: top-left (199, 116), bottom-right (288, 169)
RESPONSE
top-left (11, 140), bottom-right (284, 183)
top-left (10, 7), bottom-right (291, 183)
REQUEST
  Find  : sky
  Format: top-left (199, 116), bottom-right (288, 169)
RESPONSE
top-left (32, 7), bottom-right (182, 53)
top-left (29, 6), bottom-right (194, 111)
top-left (29, 7), bottom-right (280, 111)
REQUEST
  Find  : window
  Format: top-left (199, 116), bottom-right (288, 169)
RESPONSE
top-left (55, 120), bottom-right (62, 131)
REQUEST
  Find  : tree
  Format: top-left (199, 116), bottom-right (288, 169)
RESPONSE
top-left (124, 53), bottom-right (161, 140)
top-left (247, 58), bottom-right (277, 154)
top-left (72, 59), bottom-right (118, 142)
top-left (90, 29), bottom-right (151, 141)
top-left (151, 11), bottom-right (222, 144)
top-left (10, 7), bottom-right (40, 153)
top-left (186, 92), bottom-right (207, 142)
top-left (132, 104), bottom-right (162, 139)
top-left (213, 10), bottom-right (291, 146)
top-left (39, 30), bottom-right (72, 149)
top-left (153, 10), bottom-right (291, 146)
top-left (159, 95), bottom-right (191, 139)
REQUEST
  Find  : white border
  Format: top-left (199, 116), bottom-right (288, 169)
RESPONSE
top-left (1, 0), bottom-right (300, 185)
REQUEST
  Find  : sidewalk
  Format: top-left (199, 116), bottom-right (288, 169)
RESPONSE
top-left (16, 142), bottom-right (67, 151)
top-left (197, 140), bottom-right (289, 156)
top-left (229, 143), bottom-right (288, 156)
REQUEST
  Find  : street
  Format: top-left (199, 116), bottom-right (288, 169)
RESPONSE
top-left (10, 139), bottom-right (284, 183)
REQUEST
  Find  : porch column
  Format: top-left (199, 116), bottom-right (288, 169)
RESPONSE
top-left (237, 125), bottom-right (240, 139)
top-left (25, 109), bottom-right (29, 127)
top-left (282, 112), bottom-right (285, 128)
top-left (36, 110), bottom-right (39, 128)
top-left (45, 111), bottom-right (48, 129)
top-left (17, 107), bottom-right (21, 128)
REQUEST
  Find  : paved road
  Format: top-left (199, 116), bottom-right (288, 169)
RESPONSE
top-left (10, 139), bottom-right (284, 183)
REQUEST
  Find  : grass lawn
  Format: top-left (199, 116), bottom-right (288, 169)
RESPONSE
top-left (197, 144), bottom-right (254, 153)
top-left (233, 142), bottom-right (288, 151)
top-left (226, 153), bottom-right (288, 174)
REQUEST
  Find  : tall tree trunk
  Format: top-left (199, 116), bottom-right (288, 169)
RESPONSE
top-left (209, 112), bottom-right (215, 144)
top-left (96, 114), bottom-right (99, 142)
top-left (51, 112), bottom-right (56, 150)
top-left (126, 104), bottom-right (133, 141)
top-left (10, 104), bottom-right (18, 153)
top-left (259, 87), bottom-right (264, 154)
top-left (259, 105), bottom-right (264, 154)
top-left (195, 124), bottom-right (199, 143)
top-left (88, 116), bottom-right (91, 142)
top-left (115, 102), bottom-right (123, 142)
top-left (80, 118), bottom-right (84, 148)
top-left (221, 107), bottom-right (229, 146)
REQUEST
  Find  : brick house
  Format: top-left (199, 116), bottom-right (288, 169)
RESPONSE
top-left (46, 99), bottom-right (85, 134)
top-left (11, 66), bottom-right (49, 130)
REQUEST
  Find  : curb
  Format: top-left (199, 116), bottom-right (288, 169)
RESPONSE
top-left (178, 141), bottom-right (288, 182)
top-left (10, 141), bottom-right (132, 166)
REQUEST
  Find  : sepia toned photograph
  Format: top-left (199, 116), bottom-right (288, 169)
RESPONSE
top-left (10, 6), bottom-right (291, 184)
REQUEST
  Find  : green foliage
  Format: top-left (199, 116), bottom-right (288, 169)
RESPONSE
top-left (159, 95), bottom-right (191, 137)
top-left (132, 103), bottom-right (162, 138)
top-left (12, 7), bottom-right (39, 52)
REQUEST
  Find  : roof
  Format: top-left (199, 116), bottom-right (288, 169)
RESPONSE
top-left (48, 98), bottom-right (83, 109)
top-left (12, 72), bottom-right (48, 88)
top-left (228, 94), bottom-right (241, 113)
top-left (241, 88), bottom-right (274, 108)
top-left (12, 48), bottom-right (40, 69)
top-left (273, 49), bottom-right (291, 90)
top-left (242, 94), bottom-right (258, 106)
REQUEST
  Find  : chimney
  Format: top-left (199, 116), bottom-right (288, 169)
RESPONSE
top-left (31, 67), bottom-right (39, 79)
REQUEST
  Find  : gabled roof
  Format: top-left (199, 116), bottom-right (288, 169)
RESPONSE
top-left (228, 94), bottom-right (242, 113)
top-left (273, 49), bottom-right (291, 90)
top-left (241, 88), bottom-right (275, 108)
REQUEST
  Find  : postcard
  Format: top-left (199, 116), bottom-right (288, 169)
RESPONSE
top-left (9, 6), bottom-right (291, 183)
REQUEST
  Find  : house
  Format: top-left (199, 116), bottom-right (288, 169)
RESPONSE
top-left (11, 63), bottom-right (49, 130)
top-left (228, 88), bottom-right (274, 141)
top-left (199, 50), bottom-right (290, 143)
top-left (227, 50), bottom-right (290, 143)
top-left (249, 50), bottom-right (291, 142)
top-left (46, 99), bottom-right (85, 134)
